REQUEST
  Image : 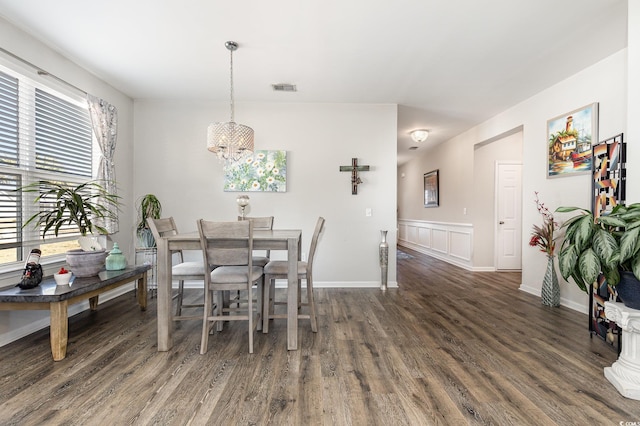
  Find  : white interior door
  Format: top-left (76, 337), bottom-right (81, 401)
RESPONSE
top-left (496, 162), bottom-right (522, 270)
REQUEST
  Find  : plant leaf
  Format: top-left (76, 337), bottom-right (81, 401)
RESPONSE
top-left (597, 215), bottom-right (627, 228)
top-left (578, 248), bottom-right (600, 285)
top-left (592, 228), bottom-right (618, 263)
top-left (570, 271), bottom-right (588, 293)
top-left (575, 215), bottom-right (594, 252)
top-left (603, 266), bottom-right (620, 287)
top-left (558, 244), bottom-right (578, 280)
top-left (555, 206), bottom-right (589, 214)
top-left (631, 254), bottom-right (640, 283)
top-left (620, 226), bottom-right (640, 264)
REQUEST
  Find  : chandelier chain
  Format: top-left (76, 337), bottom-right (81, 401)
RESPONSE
top-left (229, 47), bottom-right (234, 122)
top-left (206, 40), bottom-right (254, 162)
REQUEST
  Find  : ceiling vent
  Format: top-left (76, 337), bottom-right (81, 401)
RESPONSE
top-left (272, 83), bottom-right (297, 92)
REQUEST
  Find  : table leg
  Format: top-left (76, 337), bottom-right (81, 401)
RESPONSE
top-left (287, 236), bottom-right (299, 350)
top-left (137, 272), bottom-right (148, 310)
top-left (50, 301), bottom-right (68, 361)
top-left (89, 296), bottom-right (99, 311)
top-left (157, 237), bottom-right (173, 351)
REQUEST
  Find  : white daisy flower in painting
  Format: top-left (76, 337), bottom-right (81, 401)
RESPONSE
top-left (272, 168), bottom-right (280, 175)
top-left (245, 157), bottom-right (253, 164)
top-left (266, 176), bottom-right (275, 185)
top-left (251, 181), bottom-right (260, 190)
top-left (256, 168), bottom-right (265, 177)
top-left (240, 179), bottom-right (248, 186)
top-left (228, 183), bottom-right (236, 190)
top-left (252, 160), bottom-right (260, 168)
top-left (256, 152), bottom-right (266, 160)
top-left (265, 162), bottom-right (274, 170)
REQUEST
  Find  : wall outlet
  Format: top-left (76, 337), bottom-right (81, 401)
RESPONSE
top-left (366, 208), bottom-right (372, 217)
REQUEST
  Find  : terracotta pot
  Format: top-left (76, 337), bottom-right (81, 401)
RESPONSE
top-left (65, 249), bottom-right (107, 277)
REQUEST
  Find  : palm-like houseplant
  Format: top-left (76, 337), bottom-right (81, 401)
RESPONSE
top-left (21, 180), bottom-right (120, 276)
top-left (556, 203), bottom-right (640, 308)
top-left (23, 181), bottom-right (119, 238)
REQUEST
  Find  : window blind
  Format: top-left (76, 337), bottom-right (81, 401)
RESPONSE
top-left (35, 88), bottom-right (92, 176)
top-left (0, 63), bottom-right (95, 264)
top-left (0, 71), bottom-right (19, 167)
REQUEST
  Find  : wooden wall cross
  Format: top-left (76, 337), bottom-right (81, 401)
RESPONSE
top-left (339, 158), bottom-right (370, 194)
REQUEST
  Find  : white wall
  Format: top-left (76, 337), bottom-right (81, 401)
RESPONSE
top-left (0, 17), bottom-right (136, 345)
top-left (628, 1), bottom-right (640, 203)
top-left (472, 130), bottom-right (523, 267)
top-left (133, 101), bottom-right (398, 287)
top-left (398, 48), bottom-right (628, 313)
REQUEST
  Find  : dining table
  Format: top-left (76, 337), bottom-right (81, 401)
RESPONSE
top-left (155, 228), bottom-right (302, 351)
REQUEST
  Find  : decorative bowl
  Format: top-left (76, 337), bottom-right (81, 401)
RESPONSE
top-left (54, 272), bottom-right (72, 286)
top-left (65, 249), bottom-right (107, 277)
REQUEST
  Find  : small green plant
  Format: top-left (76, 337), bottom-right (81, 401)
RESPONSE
top-left (21, 180), bottom-right (120, 238)
top-left (136, 194), bottom-right (162, 248)
top-left (136, 194), bottom-right (162, 230)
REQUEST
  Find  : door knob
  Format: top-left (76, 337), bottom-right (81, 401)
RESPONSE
top-left (499, 221), bottom-right (505, 224)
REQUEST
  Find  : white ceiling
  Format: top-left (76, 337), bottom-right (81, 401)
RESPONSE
top-left (0, 0), bottom-right (628, 164)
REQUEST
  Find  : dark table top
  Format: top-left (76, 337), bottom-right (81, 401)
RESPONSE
top-left (0, 265), bottom-right (150, 303)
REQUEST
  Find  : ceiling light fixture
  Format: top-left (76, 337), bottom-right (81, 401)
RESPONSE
top-left (410, 129), bottom-right (429, 143)
top-left (207, 41), bottom-right (254, 162)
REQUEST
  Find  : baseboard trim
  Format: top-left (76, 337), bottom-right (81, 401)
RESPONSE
top-left (519, 284), bottom-right (588, 314)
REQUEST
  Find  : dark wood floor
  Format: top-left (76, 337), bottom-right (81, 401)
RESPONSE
top-left (1, 248), bottom-right (639, 425)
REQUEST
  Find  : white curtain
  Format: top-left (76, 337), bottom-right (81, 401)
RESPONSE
top-left (87, 94), bottom-right (119, 234)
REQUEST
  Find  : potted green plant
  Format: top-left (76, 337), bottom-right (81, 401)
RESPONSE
top-left (136, 194), bottom-right (162, 248)
top-left (21, 180), bottom-right (121, 277)
top-left (556, 203), bottom-right (640, 309)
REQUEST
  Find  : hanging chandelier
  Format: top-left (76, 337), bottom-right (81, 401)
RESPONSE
top-left (207, 41), bottom-right (254, 162)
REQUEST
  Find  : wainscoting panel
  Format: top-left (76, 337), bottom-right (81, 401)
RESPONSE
top-left (417, 226), bottom-right (431, 248)
top-left (398, 219), bottom-right (473, 270)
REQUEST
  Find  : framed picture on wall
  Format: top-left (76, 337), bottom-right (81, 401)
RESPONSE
top-left (223, 150), bottom-right (287, 192)
top-left (424, 169), bottom-right (439, 208)
top-left (592, 133), bottom-right (625, 219)
top-left (547, 102), bottom-right (598, 178)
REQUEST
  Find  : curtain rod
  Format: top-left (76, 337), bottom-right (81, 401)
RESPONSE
top-left (0, 46), bottom-right (88, 96)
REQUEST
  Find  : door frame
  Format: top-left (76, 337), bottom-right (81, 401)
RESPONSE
top-left (494, 161), bottom-right (523, 271)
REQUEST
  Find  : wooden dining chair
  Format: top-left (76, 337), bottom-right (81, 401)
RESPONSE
top-left (147, 217), bottom-right (205, 321)
top-left (197, 219), bottom-right (265, 354)
top-left (231, 216), bottom-right (274, 315)
top-left (262, 216), bottom-right (325, 333)
top-left (237, 216), bottom-right (274, 267)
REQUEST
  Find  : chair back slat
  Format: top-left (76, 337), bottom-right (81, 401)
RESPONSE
top-left (307, 217), bottom-right (325, 271)
top-left (198, 220), bottom-right (253, 267)
top-left (147, 217), bottom-right (179, 239)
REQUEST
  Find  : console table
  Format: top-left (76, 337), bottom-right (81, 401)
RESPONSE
top-left (0, 265), bottom-right (149, 361)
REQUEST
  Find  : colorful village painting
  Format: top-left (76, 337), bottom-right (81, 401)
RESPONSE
top-left (547, 103), bottom-right (597, 177)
